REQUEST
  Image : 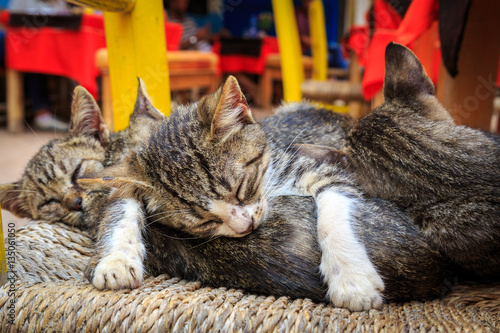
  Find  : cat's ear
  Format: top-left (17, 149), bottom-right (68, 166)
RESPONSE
top-left (383, 42), bottom-right (435, 103)
top-left (294, 144), bottom-right (350, 168)
top-left (209, 75), bottom-right (255, 142)
top-left (0, 183), bottom-right (30, 218)
top-left (70, 86), bottom-right (110, 145)
top-left (129, 78), bottom-right (165, 125)
top-left (78, 153), bottom-right (151, 192)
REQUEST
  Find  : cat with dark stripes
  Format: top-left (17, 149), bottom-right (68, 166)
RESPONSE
top-left (80, 76), bottom-right (455, 310)
top-left (0, 81), bottom-right (164, 228)
top-left (329, 42), bottom-right (500, 278)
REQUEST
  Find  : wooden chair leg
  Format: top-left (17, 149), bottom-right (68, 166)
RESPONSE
top-left (348, 51), bottom-right (363, 119)
top-left (260, 69), bottom-right (273, 109)
top-left (6, 69), bottom-right (25, 133)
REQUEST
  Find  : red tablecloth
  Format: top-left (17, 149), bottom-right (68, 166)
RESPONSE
top-left (213, 36), bottom-right (279, 75)
top-left (1, 11), bottom-right (183, 98)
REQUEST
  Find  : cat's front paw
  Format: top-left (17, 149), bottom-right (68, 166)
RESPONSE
top-left (324, 262), bottom-right (384, 311)
top-left (316, 190), bottom-right (385, 311)
top-left (91, 252), bottom-right (144, 290)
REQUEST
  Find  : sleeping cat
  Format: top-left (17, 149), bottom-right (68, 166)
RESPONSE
top-left (1, 76), bottom-right (455, 310)
top-left (0, 81), bottom-right (164, 228)
top-left (80, 77), bottom-right (450, 311)
top-left (83, 182), bottom-right (454, 304)
top-left (330, 42), bottom-right (500, 277)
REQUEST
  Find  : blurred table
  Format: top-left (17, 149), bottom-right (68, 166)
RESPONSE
top-left (0, 11), bottom-right (183, 132)
top-left (1, 11), bottom-right (106, 132)
top-left (212, 36), bottom-right (279, 75)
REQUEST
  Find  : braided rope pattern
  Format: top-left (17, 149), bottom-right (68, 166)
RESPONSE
top-left (0, 222), bottom-right (498, 332)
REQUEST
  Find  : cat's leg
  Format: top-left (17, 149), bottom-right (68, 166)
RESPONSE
top-left (316, 190), bottom-right (384, 311)
top-left (84, 198), bottom-right (146, 290)
top-left (290, 164), bottom-right (385, 310)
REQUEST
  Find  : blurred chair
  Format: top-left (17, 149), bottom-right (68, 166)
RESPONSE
top-left (96, 48), bottom-right (218, 129)
top-left (259, 54), bottom-right (313, 109)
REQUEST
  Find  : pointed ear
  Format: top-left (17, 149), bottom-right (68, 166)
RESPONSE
top-left (294, 144), bottom-right (350, 168)
top-left (209, 75), bottom-right (255, 142)
top-left (129, 78), bottom-right (165, 125)
top-left (383, 42), bottom-right (435, 103)
top-left (70, 86), bottom-right (110, 145)
top-left (0, 183), bottom-right (31, 218)
top-left (77, 153), bottom-right (151, 191)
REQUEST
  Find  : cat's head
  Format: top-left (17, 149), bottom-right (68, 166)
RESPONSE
top-left (0, 87), bottom-right (108, 225)
top-left (80, 76), bottom-right (271, 238)
top-left (0, 80), bottom-right (163, 226)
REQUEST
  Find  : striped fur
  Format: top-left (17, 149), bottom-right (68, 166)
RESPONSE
top-left (82, 78), bottom-right (455, 308)
top-left (336, 43), bottom-right (500, 277)
top-left (0, 81), bottom-right (164, 227)
top-left (83, 77), bottom-right (417, 310)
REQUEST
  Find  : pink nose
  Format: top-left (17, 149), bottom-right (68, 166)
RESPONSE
top-left (231, 207), bottom-right (250, 219)
top-left (244, 223), bottom-right (253, 234)
top-left (230, 207), bottom-right (253, 234)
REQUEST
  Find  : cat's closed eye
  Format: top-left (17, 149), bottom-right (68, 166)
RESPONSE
top-left (71, 162), bottom-right (83, 185)
top-left (199, 219), bottom-right (222, 229)
top-left (72, 159), bottom-right (104, 185)
top-left (236, 177), bottom-right (248, 202)
top-left (244, 149), bottom-right (265, 167)
top-left (39, 198), bottom-right (60, 209)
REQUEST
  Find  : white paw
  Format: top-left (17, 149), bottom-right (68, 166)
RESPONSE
top-left (316, 190), bottom-right (385, 311)
top-left (92, 252), bottom-right (143, 290)
top-left (323, 261), bottom-right (384, 311)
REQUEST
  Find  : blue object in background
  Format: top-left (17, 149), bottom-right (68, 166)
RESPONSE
top-left (222, 0), bottom-right (339, 44)
top-left (323, 0), bottom-right (339, 44)
top-left (190, 12), bottom-right (224, 34)
top-left (222, 0), bottom-right (274, 37)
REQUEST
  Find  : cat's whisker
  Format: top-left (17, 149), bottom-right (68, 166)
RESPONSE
top-left (147, 209), bottom-right (190, 219)
top-left (188, 235), bottom-right (221, 250)
top-left (262, 128), bottom-right (309, 194)
top-left (24, 120), bottom-right (45, 145)
top-left (262, 157), bottom-right (303, 200)
top-left (145, 228), bottom-right (205, 241)
top-left (146, 211), bottom-right (191, 226)
top-left (200, 164), bottom-right (223, 186)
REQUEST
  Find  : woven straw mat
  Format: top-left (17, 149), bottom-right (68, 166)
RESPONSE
top-left (0, 221), bottom-right (498, 332)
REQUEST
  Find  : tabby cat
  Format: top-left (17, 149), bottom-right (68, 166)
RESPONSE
top-left (80, 77), bottom-right (454, 310)
top-left (0, 81), bottom-right (164, 228)
top-left (331, 42), bottom-right (500, 277)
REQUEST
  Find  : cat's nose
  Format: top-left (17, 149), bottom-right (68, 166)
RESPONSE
top-left (69, 196), bottom-right (82, 210)
top-left (244, 221), bottom-right (254, 234)
top-left (229, 207), bottom-right (253, 234)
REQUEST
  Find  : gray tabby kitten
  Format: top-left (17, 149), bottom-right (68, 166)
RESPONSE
top-left (332, 42), bottom-right (500, 278)
top-left (141, 195), bottom-right (454, 304)
top-left (0, 81), bottom-right (164, 228)
top-left (80, 77), bottom-right (454, 310)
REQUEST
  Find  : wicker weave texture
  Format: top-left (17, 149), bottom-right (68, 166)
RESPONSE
top-left (0, 222), bottom-right (499, 332)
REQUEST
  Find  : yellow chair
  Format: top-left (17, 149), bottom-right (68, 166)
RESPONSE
top-left (272, 0), bottom-right (364, 117)
top-left (95, 48), bottom-right (219, 130)
top-left (69, 0), bottom-right (170, 131)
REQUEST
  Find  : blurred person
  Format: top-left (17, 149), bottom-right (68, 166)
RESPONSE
top-left (295, 0), bottom-right (312, 55)
top-left (8, 0), bottom-right (69, 131)
top-left (166, 0), bottom-right (212, 51)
